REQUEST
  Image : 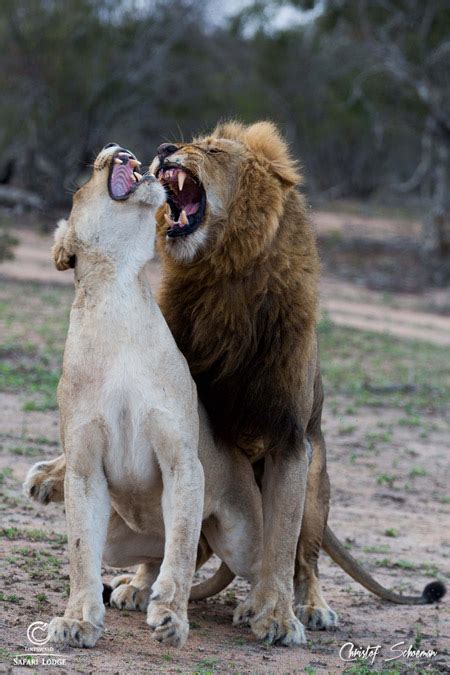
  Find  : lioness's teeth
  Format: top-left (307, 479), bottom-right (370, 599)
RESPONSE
top-left (180, 209), bottom-right (188, 225)
top-left (134, 172), bottom-right (143, 180)
top-left (178, 171), bottom-right (186, 191)
top-left (114, 158), bottom-right (123, 165)
top-left (164, 214), bottom-right (176, 226)
top-left (129, 159), bottom-right (141, 168)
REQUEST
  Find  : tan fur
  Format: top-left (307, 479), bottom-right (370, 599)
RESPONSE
top-left (26, 128), bottom-right (444, 649)
top-left (152, 120), bottom-right (445, 633)
top-left (24, 145), bottom-right (263, 650)
top-left (149, 121), bottom-right (332, 643)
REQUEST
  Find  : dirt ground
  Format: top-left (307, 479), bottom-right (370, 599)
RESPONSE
top-left (1, 217), bottom-right (449, 674)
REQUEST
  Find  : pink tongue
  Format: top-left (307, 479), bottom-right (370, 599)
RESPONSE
top-left (184, 202), bottom-right (199, 216)
top-left (110, 164), bottom-right (134, 198)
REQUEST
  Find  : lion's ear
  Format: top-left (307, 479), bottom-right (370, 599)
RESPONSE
top-left (52, 219), bottom-right (76, 271)
top-left (243, 121), bottom-right (302, 189)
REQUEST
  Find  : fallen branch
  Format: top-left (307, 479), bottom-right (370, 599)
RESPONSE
top-left (363, 382), bottom-right (416, 394)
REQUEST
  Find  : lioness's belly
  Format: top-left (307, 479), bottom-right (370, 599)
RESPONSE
top-left (109, 487), bottom-right (165, 538)
top-left (103, 416), bottom-right (165, 536)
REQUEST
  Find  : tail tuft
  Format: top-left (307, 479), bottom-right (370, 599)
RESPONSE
top-left (422, 580), bottom-right (446, 603)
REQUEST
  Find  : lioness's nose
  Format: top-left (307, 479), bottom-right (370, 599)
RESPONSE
top-left (157, 143), bottom-right (179, 160)
top-left (102, 142), bottom-right (119, 150)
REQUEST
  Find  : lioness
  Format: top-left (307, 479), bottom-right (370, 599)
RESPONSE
top-left (31, 144), bottom-right (262, 649)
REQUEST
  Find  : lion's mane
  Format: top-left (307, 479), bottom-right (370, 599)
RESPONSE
top-left (157, 121), bottom-right (320, 450)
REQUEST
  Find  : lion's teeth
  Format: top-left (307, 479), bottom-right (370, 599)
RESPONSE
top-left (178, 171), bottom-right (186, 191)
top-left (164, 214), bottom-right (176, 226)
top-left (180, 209), bottom-right (188, 225)
top-left (129, 159), bottom-right (141, 168)
top-left (134, 172), bottom-right (143, 180)
top-left (114, 158), bottom-right (123, 165)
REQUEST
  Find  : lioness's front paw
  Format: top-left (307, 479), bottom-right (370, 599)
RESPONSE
top-left (147, 603), bottom-right (189, 648)
top-left (24, 461), bottom-right (64, 504)
top-left (295, 604), bottom-right (338, 631)
top-left (110, 584), bottom-right (149, 612)
top-left (48, 617), bottom-right (102, 648)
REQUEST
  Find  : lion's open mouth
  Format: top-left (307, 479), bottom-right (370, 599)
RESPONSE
top-left (157, 165), bottom-right (206, 238)
top-left (108, 150), bottom-right (143, 201)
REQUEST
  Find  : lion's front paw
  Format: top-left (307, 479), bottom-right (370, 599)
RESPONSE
top-left (295, 604), bottom-right (338, 631)
top-left (147, 603), bottom-right (189, 648)
top-left (24, 460), bottom-right (64, 504)
top-left (251, 604), bottom-right (306, 646)
top-left (110, 584), bottom-right (149, 612)
top-left (48, 617), bottom-right (102, 648)
top-left (235, 589), bottom-right (306, 647)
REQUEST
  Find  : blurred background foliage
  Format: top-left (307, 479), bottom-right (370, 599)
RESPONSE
top-left (0, 0), bottom-right (449, 280)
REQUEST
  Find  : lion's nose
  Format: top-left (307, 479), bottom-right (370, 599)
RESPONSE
top-left (157, 143), bottom-right (179, 160)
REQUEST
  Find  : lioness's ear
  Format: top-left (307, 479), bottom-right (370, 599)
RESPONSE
top-left (52, 219), bottom-right (76, 271)
top-left (243, 121), bottom-right (302, 189)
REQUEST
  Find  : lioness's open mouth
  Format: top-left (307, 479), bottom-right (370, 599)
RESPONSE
top-left (108, 150), bottom-right (144, 201)
top-left (157, 165), bottom-right (206, 238)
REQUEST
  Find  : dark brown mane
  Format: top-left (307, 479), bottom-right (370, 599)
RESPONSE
top-left (157, 122), bottom-right (320, 449)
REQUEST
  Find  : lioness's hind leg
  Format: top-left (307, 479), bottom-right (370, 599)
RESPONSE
top-left (111, 564), bottom-right (159, 612)
top-left (294, 429), bottom-right (338, 631)
top-left (24, 454), bottom-right (66, 504)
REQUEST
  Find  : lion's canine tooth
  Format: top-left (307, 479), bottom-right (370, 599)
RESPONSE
top-left (180, 209), bottom-right (188, 225)
top-left (178, 171), bottom-right (186, 191)
top-left (164, 214), bottom-right (176, 226)
top-left (129, 159), bottom-right (141, 168)
top-left (114, 158), bottom-right (123, 165)
top-left (134, 172), bottom-right (143, 180)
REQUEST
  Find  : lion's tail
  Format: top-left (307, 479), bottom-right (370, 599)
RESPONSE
top-left (323, 526), bottom-right (446, 605)
top-left (183, 526), bottom-right (448, 605)
top-left (189, 562), bottom-right (235, 601)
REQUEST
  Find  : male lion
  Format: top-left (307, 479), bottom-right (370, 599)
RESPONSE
top-left (149, 120), bottom-right (445, 643)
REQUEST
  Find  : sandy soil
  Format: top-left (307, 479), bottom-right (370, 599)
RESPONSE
top-left (1, 391), bottom-right (449, 674)
top-left (1, 221), bottom-right (449, 674)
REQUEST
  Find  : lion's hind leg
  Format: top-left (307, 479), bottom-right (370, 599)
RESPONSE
top-left (294, 431), bottom-right (338, 631)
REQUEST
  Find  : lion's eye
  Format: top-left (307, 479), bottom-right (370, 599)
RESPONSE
top-left (207, 148), bottom-right (223, 154)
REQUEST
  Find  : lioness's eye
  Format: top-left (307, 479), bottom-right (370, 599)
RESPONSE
top-left (207, 148), bottom-right (223, 154)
